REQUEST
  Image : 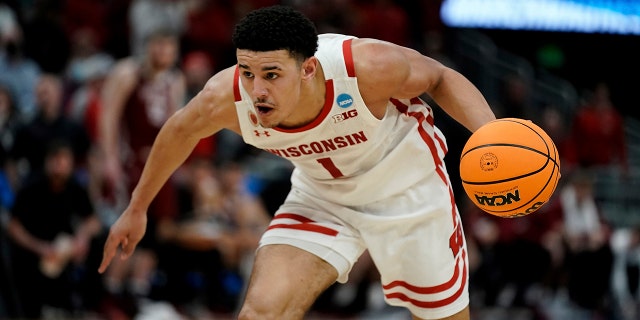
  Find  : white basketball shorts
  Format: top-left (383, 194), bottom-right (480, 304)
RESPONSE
top-left (259, 170), bottom-right (469, 319)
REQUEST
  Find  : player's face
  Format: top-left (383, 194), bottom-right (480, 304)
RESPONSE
top-left (237, 49), bottom-right (306, 128)
top-left (147, 36), bottom-right (178, 70)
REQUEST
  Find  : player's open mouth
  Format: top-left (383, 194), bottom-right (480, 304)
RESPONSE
top-left (255, 104), bottom-right (274, 115)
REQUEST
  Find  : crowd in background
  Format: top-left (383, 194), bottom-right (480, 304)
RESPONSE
top-left (0, 0), bottom-right (637, 319)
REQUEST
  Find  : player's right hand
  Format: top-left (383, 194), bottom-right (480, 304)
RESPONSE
top-left (98, 208), bottom-right (148, 273)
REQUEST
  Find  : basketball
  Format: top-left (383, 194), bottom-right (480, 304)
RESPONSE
top-left (459, 118), bottom-right (561, 218)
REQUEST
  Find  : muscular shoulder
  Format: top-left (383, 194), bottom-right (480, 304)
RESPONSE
top-left (191, 66), bottom-right (240, 133)
top-left (351, 39), bottom-right (412, 105)
top-left (351, 38), bottom-right (443, 105)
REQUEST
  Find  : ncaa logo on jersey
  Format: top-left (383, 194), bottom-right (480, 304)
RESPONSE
top-left (336, 93), bottom-right (353, 108)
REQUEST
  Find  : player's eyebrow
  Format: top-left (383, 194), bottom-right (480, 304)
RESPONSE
top-left (238, 64), bottom-right (282, 72)
top-left (261, 66), bottom-right (281, 71)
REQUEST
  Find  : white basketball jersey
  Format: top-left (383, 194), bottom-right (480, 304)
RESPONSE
top-left (234, 33), bottom-right (449, 206)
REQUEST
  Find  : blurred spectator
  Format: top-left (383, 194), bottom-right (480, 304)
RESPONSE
top-left (157, 158), bottom-right (259, 316)
top-left (0, 3), bottom-right (19, 36)
top-left (539, 105), bottom-right (572, 174)
top-left (128, 0), bottom-right (195, 57)
top-left (611, 226), bottom-right (640, 320)
top-left (65, 28), bottom-right (114, 142)
top-left (10, 74), bottom-right (91, 186)
top-left (182, 0), bottom-right (235, 68)
top-left (232, 0), bottom-right (281, 18)
top-left (494, 72), bottom-right (535, 120)
top-left (0, 5), bottom-right (40, 121)
top-left (0, 84), bottom-right (19, 157)
top-left (182, 50), bottom-right (213, 103)
top-left (61, 0), bottom-right (109, 52)
top-left (5, 140), bottom-right (103, 319)
top-left (98, 28), bottom-right (185, 312)
top-left (22, 0), bottom-right (70, 74)
top-left (556, 169), bottom-right (613, 318)
top-left (565, 82), bottom-right (628, 174)
top-left (288, 0), bottom-right (356, 35)
top-left (64, 27), bottom-right (115, 97)
top-left (352, 0), bottom-right (410, 47)
top-left (102, 0), bottom-right (133, 59)
top-left (0, 89), bottom-right (16, 317)
top-left (182, 50), bottom-right (217, 160)
top-left (462, 196), bottom-right (562, 311)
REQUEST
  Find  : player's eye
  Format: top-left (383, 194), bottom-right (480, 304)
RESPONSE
top-left (265, 72), bottom-right (278, 80)
top-left (243, 71), bottom-right (254, 79)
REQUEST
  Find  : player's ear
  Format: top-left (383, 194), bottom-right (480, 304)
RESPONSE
top-left (301, 57), bottom-right (318, 80)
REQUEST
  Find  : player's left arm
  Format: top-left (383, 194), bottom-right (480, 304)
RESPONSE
top-left (353, 39), bottom-right (495, 132)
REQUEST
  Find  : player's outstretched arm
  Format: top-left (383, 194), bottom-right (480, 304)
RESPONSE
top-left (98, 66), bottom-right (240, 273)
top-left (352, 39), bottom-right (495, 132)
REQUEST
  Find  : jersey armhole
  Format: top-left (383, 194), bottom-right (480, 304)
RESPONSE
top-left (342, 39), bottom-right (356, 77)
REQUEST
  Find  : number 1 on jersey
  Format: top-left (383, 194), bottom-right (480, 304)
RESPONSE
top-left (317, 157), bottom-right (344, 178)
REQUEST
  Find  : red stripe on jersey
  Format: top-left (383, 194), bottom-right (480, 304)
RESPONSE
top-left (343, 39), bottom-right (355, 77)
top-left (268, 213), bottom-right (339, 236)
top-left (391, 99), bottom-right (446, 184)
top-left (435, 131), bottom-right (448, 156)
top-left (233, 65), bottom-right (241, 102)
top-left (384, 250), bottom-right (467, 309)
top-left (274, 80), bottom-right (335, 133)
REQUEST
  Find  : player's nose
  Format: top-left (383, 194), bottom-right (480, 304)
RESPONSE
top-left (252, 78), bottom-right (268, 97)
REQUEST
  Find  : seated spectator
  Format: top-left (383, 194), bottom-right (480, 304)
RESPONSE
top-left (10, 74), bottom-right (91, 186)
top-left (0, 11), bottom-right (41, 122)
top-left (558, 169), bottom-right (613, 317)
top-left (566, 82), bottom-right (627, 174)
top-left (610, 226), bottom-right (640, 320)
top-left (158, 158), bottom-right (270, 316)
top-left (5, 140), bottom-right (103, 319)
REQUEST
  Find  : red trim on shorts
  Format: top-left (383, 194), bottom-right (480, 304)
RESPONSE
top-left (274, 80), bottom-right (335, 133)
top-left (383, 249), bottom-right (467, 309)
top-left (343, 39), bottom-right (356, 77)
top-left (267, 213), bottom-right (339, 236)
top-left (233, 65), bottom-right (241, 102)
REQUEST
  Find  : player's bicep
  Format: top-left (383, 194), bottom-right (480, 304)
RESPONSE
top-left (395, 47), bottom-right (446, 99)
top-left (354, 40), bottom-right (443, 101)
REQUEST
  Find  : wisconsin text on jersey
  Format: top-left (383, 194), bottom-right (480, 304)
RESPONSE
top-left (265, 131), bottom-right (368, 158)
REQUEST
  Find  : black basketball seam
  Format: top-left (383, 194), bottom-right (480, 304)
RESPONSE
top-left (498, 119), bottom-right (562, 168)
top-left (484, 156), bottom-right (560, 215)
top-left (460, 145), bottom-right (551, 185)
top-left (461, 118), bottom-right (561, 169)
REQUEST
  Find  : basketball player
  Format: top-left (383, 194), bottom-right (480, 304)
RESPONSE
top-left (98, 29), bottom-right (184, 300)
top-left (99, 5), bottom-right (496, 320)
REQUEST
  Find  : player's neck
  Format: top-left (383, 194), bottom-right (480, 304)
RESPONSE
top-left (299, 65), bottom-right (327, 122)
top-left (142, 60), bottom-right (173, 80)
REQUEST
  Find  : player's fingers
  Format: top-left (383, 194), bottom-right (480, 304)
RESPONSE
top-left (98, 235), bottom-right (121, 274)
top-left (120, 237), bottom-right (136, 260)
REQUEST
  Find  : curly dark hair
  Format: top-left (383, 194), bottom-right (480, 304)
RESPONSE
top-left (232, 5), bottom-right (318, 62)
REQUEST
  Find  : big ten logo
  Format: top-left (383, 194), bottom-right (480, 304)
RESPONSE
top-left (474, 189), bottom-right (520, 206)
top-left (332, 109), bottom-right (358, 123)
top-left (509, 201), bottom-right (545, 218)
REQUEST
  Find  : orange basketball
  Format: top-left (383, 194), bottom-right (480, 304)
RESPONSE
top-left (459, 118), bottom-right (561, 218)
